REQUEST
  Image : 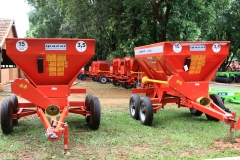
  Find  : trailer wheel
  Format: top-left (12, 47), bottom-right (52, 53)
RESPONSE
top-left (121, 82), bottom-right (125, 88)
top-left (205, 94), bottom-right (225, 121)
top-left (125, 82), bottom-right (133, 89)
top-left (235, 75), bottom-right (240, 83)
top-left (139, 97), bottom-right (153, 126)
top-left (85, 94), bottom-right (93, 123)
top-left (95, 77), bottom-right (99, 82)
top-left (78, 74), bottom-right (82, 80)
top-left (129, 94), bottom-right (140, 120)
top-left (80, 74), bottom-right (86, 81)
top-left (89, 97), bottom-right (101, 129)
top-left (99, 76), bottom-right (107, 84)
top-left (113, 80), bottom-right (120, 86)
top-left (9, 95), bottom-right (18, 125)
top-left (189, 108), bottom-right (203, 116)
top-left (1, 99), bottom-right (13, 134)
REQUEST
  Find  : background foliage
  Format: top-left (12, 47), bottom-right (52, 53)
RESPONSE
top-left (26, 0), bottom-right (240, 70)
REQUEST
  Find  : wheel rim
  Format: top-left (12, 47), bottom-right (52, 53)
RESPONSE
top-left (101, 77), bottom-right (107, 83)
top-left (130, 99), bottom-right (136, 116)
top-left (139, 101), bottom-right (146, 121)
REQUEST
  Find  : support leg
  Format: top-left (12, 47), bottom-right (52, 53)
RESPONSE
top-left (64, 124), bottom-right (69, 153)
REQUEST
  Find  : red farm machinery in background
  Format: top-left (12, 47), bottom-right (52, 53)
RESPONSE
top-left (110, 57), bottom-right (145, 89)
top-left (88, 57), bottom-right (145, 89)
top-left (2, 38), bottom-right (101, 153)
top-left (129, 41), bottom-right (240, 134)
top-left (89, 60), bottom-right (112, 84)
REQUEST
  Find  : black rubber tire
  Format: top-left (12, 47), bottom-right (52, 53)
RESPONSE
top-left (189, 108), bottom-right (203, 116)
top-left (99, 76), bottom-right (107, 84)
top-left (205, 94), bottom-right (225, 121)
top-left (235, 75), bottom-right (240, 83)
top-left (85, 94), bottom-right (93, 111)
top-left (80, 74), bottom-right (86, 81)
top-left (92, 77), bottom-right (96, 81)
top-left (121, 82), bottom-right (125, 88)
top-left (78, 74), bottom-right (82, 80)
top-left (95, 77), bottom-right (99, 82)
top-left (113, 80), bottom-right (120, 86)
top-left (129, 94), bottom-right (140, 120)
top-left (89, 97), bottom-right (101, 129)
top-left (1, 99), bottom-right (13, 134)
top-left (226, 77), bottom-right (232, 83)
top-left (9, 95), bottom-right (18, 125)
top-left (139, 97), bottom-right (153, 126)
top-left (124, 82), bottom-right (133, 89)
top-left (85, 94), bottom-right (93, 123)
top-left (98, 76), bottom-right (103, 82)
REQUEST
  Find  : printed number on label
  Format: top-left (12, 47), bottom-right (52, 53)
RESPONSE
top-left (76, 41), bottom-right (87, 52)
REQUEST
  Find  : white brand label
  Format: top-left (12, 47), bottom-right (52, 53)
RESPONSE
top-left (134, 46), bottom-right (163, 55)
top-left (45, 44), bottom-right (66, 50)
top-left (16, 40), bottom-right (28, 52)
top-left (173, 43), bottom-right (182, 53)
top-left (76, 41), bottom-right (87, 52)
top-left (190, 45), bottom-right (206, 51)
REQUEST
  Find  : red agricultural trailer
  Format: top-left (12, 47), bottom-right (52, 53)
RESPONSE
top-left (2, 38), bottom-right (101, 153)
top-left (129, 41), bottom-right (240, 134)
top-left (90, 60), bottom-right (112, 84)
top-left (109, 58), bottom-right (124, 86)
top-left (111, 57), bottom-right (145, 89)
top-left (120, 57), bottom-right (145, 89)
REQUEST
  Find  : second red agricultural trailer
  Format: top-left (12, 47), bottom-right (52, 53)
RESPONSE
top-left (130, 41), bottom-right (240, 134)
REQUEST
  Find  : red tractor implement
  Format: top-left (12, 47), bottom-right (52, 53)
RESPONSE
top-left (130, 41), bottom-right (240, 134)
top-left (3, 38), bottom-right (101, 153)
top-left (111, 57), bottom-right (145, 89)
top-left (119, 57), bottom-right (144, 89)
top-left (109, 58), bottom-right (124, 86)
top-left (90, 60), bottom-right (112, 83)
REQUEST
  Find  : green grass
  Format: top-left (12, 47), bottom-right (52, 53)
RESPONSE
top-left (0, 102), bottom-right (240, 159)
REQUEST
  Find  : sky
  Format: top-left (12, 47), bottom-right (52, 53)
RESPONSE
top-left (0, 0), bottom-right (30, 38)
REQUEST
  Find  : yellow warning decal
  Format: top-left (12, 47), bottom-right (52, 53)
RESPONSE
top-left (46, 54), bottom-right (67, 76)
top-left (46, 54), bottom-right (56, 61)
top-left (189, 55), bottom-right (206, 74)
top-left (19, 84), bottom-right (27, 89)
top-left (176, 80), bottom-right (182, 85)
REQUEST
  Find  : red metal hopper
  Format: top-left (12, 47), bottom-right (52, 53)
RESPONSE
top-left (130, 41), bottom-right (240, 134)
top-left (2, 38), bottom-right (101, 153)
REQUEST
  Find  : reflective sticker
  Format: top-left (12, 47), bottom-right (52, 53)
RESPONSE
top-left (16, 40), bottom-right (28, 52)
top-left (76, 41), bottom-right (87, 52)
top-left (190, 45), bottom-right (206, 51)
top-left (173, 43), bottom-right (182, 53)
top-left (212, 43), bottom-right (221, 53)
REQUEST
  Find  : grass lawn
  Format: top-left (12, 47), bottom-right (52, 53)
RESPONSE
top-left (0, 102), bottom-right (240, 159)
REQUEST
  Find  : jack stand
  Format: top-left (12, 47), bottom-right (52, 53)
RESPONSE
top-left (64, 124), bottom-right (69, 154)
